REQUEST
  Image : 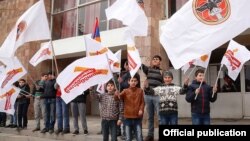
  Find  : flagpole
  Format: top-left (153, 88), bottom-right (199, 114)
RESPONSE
top-left (194, 67), bottom-right (208, 100)
top-left (212, 64), bottom-right (223, 98)
top-left (27, 73), bottom-right (38, 87)
top-left (50, 41), bottom-right (59, 76)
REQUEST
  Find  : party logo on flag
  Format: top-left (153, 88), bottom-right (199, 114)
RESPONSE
top-left (16, 21), bottom-right (27, 40)
top-left (34, 48), bottom-right (52, 62)
top-left (200, 54), bottom-right (209, 62)
top-left (127, 47), bottom-right (137, 70)
top-left (0, 88), bottom-right (16, 110)
top-left (224, 49), bottom-right (241, 70)
top-left (64, 67), bottom-right (108, 93)
top-left (89, 48), bottom-right (108, 56)
top-left (1, 68), bottom-right (23, 88)
top-left (193, 0), bottom-right (231, 25)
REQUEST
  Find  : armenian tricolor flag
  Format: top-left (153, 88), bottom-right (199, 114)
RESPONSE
top-left (91, 18), bottom-right (101, 42)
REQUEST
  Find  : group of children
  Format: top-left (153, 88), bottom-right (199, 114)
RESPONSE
top-left (0, 55), bottom-right (219, 141)
top-left (95, 55), bottom-right (218, 141)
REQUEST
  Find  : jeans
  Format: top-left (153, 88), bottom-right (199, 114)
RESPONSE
top-left (56, 97), bottom-right (70, 130)
top-left (71, 102), bottom-right (88, 131)
top-left (44, 99), bottom-right (56, 130)
top-left (34, 97), bottom-right (45, 129)
top-left (102, 119), bottom-right (117, 141)
top-left (191, 113), bottom-right (210, 125)
top-left (124, 118), bottom-right (143, 141)
top-left (159, 113), bottom-right (178, 125)
top-left (10, 103), bottom-right (17, 125)
top-left (17, 102), bottom-right (29, 127)
top-left (144, 95), bottom-right (159, 136)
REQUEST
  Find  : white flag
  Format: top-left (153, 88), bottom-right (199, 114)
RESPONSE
top-left (127, 46), bottom-right (141, 77)
top-left (57, 54), bottom-right (113, 104)
top-left (181, 60), bottom-right (195, 74)
top-left (29, 41), bottom-right (53, 67)
top-left (111, 50), bottom-right (121, 73)
top-left (0, 0), bottom-right (51, 58)
top-left (193, 53), bottom-right (211, 68)
top-left (96, 83), bottom-right (105, 94)
top-left (84, 36), bottom-right (118, 64)
top-left (0, 57), bottom-right (27, 89)
top-left (0, 86), bottom-right (21, 115)
top-left (105, 0), bottom-right (148, 37)
top-left (160, 0), bottom-right (250, 69)
top-left (221, 40), bottom-right (250, 80)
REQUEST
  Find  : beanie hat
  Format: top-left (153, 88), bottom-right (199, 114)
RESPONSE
top-left (163, 71), bottom-right (173, 78)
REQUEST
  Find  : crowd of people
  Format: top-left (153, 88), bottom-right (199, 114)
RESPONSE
top-left (0, 54), bottom-right (222, 141)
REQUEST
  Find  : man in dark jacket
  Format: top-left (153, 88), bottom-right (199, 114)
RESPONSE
top-left (71, 90), bottom-right (89, 135)
top-left (16, 79), bottom-right (31, 129)
top-left (40, 72), bottom-right (56, 133)
top-left (186, 69), bottom-right (217, 125)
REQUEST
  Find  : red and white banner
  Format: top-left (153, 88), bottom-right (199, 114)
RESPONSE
top-left (111, 50), bottom-right (121, 73)
top-left (160, 0), bottom-right (250, 69)
top-left (0, 0), bottom-right (51, 58)
top-left (221, 40), bottom-right (250, 80)
top-left (0, 86), bottom-right (21, 115)
top-left (127, 46), bottom-right (141, 77)
top-left (0, 57), bottom-right (27, 89)
top-left (29, 41), bottom-right (53, 67)
top-left (57, 54), bottom-right (112, 104)
top-left (84, 36), bottom-right (118, 64)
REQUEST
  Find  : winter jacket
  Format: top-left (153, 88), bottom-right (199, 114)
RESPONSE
top-left (154, 83), bottom-right (188, 115)
top-left (142, 64), bottom-right (163, 95)
top-left (186, 80), bottom-right (217, 114)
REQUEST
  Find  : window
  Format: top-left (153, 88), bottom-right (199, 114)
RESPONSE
top-left (78, 0), bottom-right (108, 35)
top-left (52, 10), bottom-right (77, 40)
top-left (53, 0), bottom-right (76, 13)
top-left (52, 0), bottom-right (123, 40)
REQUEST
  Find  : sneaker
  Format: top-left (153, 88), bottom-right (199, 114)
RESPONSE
top-left (55, 129), bottom-right (63, 134)
top-left (41, 128), bottom-right (49, 133)
top-left (61, 129), bottom-right (70, 134)
top-left (32, 128), bottom-right (40, 132)
top-left (144, 136), bottom-right (154, 141)
top-left (84, 130), bottom-right (88, 135)
top-left (72, 130), bottom-right (79, 135)
top-left (11, 125), bottom-right (17, 128)
top-left (49, 129), bottom-right (54, 134)
top-left (5, 124), bottom-right (13, 128)
top-left (120, 135), bottom-right (126, 140)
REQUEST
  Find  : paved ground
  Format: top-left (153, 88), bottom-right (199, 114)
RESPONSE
top-left (0, 116), bottom-right (250, 141)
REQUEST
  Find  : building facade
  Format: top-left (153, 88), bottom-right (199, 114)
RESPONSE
top-left (1, 0), bottom-right (250, 119)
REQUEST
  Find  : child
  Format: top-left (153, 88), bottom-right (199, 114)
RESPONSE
top-left (115, 73), bottom-right (144, 141)
top-left (186, 69), bottom-right (217, 125)
top-left (152, 71), bottom-right (189, 125)
top-left (142, 55), bottom-right (163, 141)
top-left (94, 80), bottom-right (123, 141)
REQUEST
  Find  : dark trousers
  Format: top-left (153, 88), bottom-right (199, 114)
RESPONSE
top-left (17, 103), bottom-right (29, 127)
top-left (102, 119), bottom-right (117, 141)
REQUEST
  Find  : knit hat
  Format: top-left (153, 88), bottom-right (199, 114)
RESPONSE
top-left (163, 71), bottom-right (173, 78)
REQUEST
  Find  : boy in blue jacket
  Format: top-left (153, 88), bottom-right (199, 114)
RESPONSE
top-left (186, 69), bottom-right (217, 125)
